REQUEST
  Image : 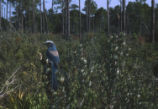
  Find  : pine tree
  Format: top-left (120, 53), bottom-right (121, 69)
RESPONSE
top-left (122, 0), bottom-right (126, 32)
top-left (40, 0), bottom-right (42, 33)
top-left (107, 0), bottom-right (110, 34)
top-left (66, 0), bottom-right (70, 39)
top-left (152, 0), bottom-right (155, 43)
top-left (0, 0), bottom-right (1, 31)
top-left (79, 0), bottom-right (81, 39)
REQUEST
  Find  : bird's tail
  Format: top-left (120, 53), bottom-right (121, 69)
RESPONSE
top-left (52, 70), bottom-right (58, 91)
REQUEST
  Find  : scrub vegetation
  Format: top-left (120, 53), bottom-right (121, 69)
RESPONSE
top-left (0, 0), bottom-right (158, 108)
top-left (0, 33), bottom-right (158, 108)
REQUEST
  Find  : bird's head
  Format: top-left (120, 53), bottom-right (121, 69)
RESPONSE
top-left (44, 40), bottom-right (54, 47)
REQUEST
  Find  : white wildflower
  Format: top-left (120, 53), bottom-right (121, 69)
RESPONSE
top-left (60, 77), bottom-right (65, 83)
top-left (53, 92), bottom-right (57, 95)
top-left (89, 81), bottom-right (92, 87)
top-left (62, 87), bottom-right (65, 92)
top-left (90, 70), bottom-right (93, 73)
top-left (84, 92), bottom-right (87, 96)
top-left (115, 46), bottom-right (119, 51)
top-left (83, 59), bottom-right (87, 64)
top-left (117, 69), bottom-right (120, 74)
top-left (123, 32), bottom-right (126, 36)
top-left (83, 72), bottom-right (87, 76)
top-left (110, 35), bottom-right (113, 39)
top-left (5, 80), bottom-right (9, 85)
top-left (80, 44), bottom-right (82, 47)
top-left (74, 50), bottom-right (77, 54)
top-left (127, 93), bottom-right (130, 96)
top-left (81, 57), bottom-right (84, 60)
top-left (114, 55), bottom-right (118, 59)
top-left (123, 41), bottom-right (126, 46)
top-left (110, 105), bottom-right (114, 109)
top-left (81, 57), bottom-right (87, 64)
top-left (120, 52), bottom-right (123, 56)
top-left (46, 59), bottom-right (49, 64)
top-left (115, 61), bottom-right (117, 65)
top-left (128, 48), bottom-right (131, 51)
top-left (81, 69), bottom-right (84, 73)
top-left (90, 66), bottom-right (94, 73)
top-left (137, 94), bottom-right (141, 98)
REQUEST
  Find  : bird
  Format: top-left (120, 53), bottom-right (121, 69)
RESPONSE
top-left (44, 40), bottom-right (60, 91)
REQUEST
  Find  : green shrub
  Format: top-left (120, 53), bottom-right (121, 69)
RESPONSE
top-left (0, 32), bottom-right (158, 109)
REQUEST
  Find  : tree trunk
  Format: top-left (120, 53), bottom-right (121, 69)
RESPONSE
top-left (21, 13), bottom-right (24, 32)
top-left (107, 0), bottom-right (110, 34)
top-left (68, 0), bottom-right (70, 39)
top-left (120, 0), bottom-right (122, 32)
top-left (62, 0), bottom-right (65, 35)
top-left (52, 0), bottom-right (54, 13)
top-left (18, 0), bottom-right (23, 32)
top-left (9, 1), bottom-right (11, 21)
top-left (20, 0), bottom-right (23, 32)
top-left (43, 0), bottom-right (45, 13)
top-left (40, 0), bottom-right (42, 33)
top-left (87, 0), bottom-right (90, 32)
top-left (152, 0), bottom-right (155, 43)
top-left (6, 0), bottom-right (8, 20)
top-left (0, 0), bottom-right (2, 31)
top-left (43, 0), bottom-right (48, 33)
top-left (32, 0), bottom-right (35, 33)
top-left (43, 0), bottom-right (45, 33)
top-left (88, 0), bottom-right (91, 32)
top-left (122, 0), bottom-right (126, 32)
top-left (93, 16), bottom-right (94, 32)
top-left (65, 0), bottom-right (67, 38)
top-left (3, 7), bottom-right (5, 18)
top-left (79, 0), bottom-right (81, 39)
top-left (66, 0), bottom-right (70, 40)
top-left (86, 0), bottom-right (88, 32)
top-left (52, 0), bottom-right (54, 33)
top-left (18, 2), bottom-right (20, 31)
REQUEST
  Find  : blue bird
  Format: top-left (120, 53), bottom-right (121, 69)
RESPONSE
top-left (44, 40), bottom-right (60, 91)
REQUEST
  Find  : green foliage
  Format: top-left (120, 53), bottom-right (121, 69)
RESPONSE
top-left (6, 90), bottom-right (48, 109)
top-left (104, 33), bottom-right (158, 108)
top-left (0, 33), bottom-right (158, 108)
top-left (83, 0), bottom-right (98, 16)
top-left (126, 2), bottom-right (151, 36)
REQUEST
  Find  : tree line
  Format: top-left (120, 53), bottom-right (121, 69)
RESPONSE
top-left (0, 0), bottom-right (157, 42)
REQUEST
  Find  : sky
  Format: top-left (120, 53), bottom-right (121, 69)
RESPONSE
top-left (1, 0), bottom-right (157, 19)
top-left (45, 0), bottom-right (158, 10)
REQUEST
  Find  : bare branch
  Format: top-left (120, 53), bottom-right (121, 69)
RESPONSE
top-left (0, 67), bottom-right (21, 99)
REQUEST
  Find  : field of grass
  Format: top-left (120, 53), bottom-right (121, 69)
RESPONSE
top-left (0, 32), bottom-right (158, 109)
